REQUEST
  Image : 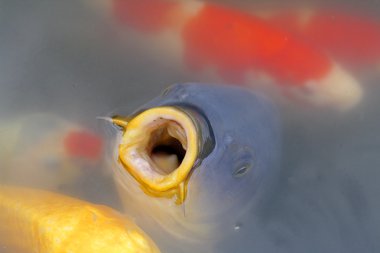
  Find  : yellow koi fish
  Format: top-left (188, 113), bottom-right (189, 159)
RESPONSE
top-left (0, 186), bottom-right (160, 253)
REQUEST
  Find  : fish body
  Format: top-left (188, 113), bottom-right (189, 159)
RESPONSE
top-left (109, 83), bottom-right (281, 251)
top-left (0, 114), bottom-right (103, 190)
top-left (262, 8), bottom-right (380, 69)
top-left (0, 186), bottom-right (160, 253)
top-left (89, 0), bottom-right (362, 110)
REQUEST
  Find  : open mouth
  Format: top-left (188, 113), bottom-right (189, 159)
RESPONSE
top-left (113, 106), bottom-right (198, 204)
top-left (148, 120), bottom-right (187, 175)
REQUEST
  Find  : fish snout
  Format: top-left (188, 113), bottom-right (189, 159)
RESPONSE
top-left (112, 106), bottom-right (200, 204)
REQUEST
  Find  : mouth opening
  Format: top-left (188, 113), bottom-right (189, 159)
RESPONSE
top-left (148, 120), bottom-right (187, 175)
top-left (115, 106), bottom-right (199, 201)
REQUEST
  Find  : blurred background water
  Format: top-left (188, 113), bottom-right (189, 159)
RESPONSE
top-left (1, 0), bottom-right (380, 252)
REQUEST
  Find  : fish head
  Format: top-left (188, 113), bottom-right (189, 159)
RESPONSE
top-left (107, 83), bottom-right (281, 244)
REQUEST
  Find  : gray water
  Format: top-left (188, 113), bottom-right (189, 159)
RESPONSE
top-left (1, 0), bottom-right (380, 252)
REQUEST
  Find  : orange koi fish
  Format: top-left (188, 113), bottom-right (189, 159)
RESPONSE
top-left (262, 7), bottom-right (380, 69)
top-left (64, 129), bottom-right (103, 162)
top-left (90, 0), bottom-right (363, 110)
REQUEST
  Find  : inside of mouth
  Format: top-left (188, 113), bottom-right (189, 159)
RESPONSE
top-left (147, 120), bottom-right (187, 175)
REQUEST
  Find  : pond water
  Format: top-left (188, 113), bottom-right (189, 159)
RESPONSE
top-left (1, 0), bottom-right (380, 252)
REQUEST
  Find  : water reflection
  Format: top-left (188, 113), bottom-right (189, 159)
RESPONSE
top-left (0, 0), bottom-right (380, 252)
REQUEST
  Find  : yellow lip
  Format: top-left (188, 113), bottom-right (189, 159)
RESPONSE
top-left (114, 106), bottom-right (199, 204)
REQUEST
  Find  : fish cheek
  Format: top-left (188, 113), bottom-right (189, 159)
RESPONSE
top-left (193, 143), bottom-right (256, 219)
top-left (221, 144), bottom-right (258, 208)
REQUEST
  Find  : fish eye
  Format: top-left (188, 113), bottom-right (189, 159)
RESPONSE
top-left (230, 146), bottom-right (254, 178)
top-left (233, 164), bottom-right (252, 178)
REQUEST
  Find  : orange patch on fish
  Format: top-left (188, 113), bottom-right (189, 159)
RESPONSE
top-left (64, 130), bottom-right (103, 161)
top-left (182, 4), bottom-right (332, 85)
top-left (267, 9), bottom-right (380, 66)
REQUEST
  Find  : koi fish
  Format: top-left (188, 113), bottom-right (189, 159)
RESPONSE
top-left (64, 130), bottom-right (103, 162)
top-left (260, 7), bottom-right (380, 70)
top-left (89, 0), bottom-right (362, 110)
top-left (0, 114), bottom-right (103, 190)
top-left (107, 83), bottom-right (281, 252)
top-left (0, 185), bottom-right (160, 253)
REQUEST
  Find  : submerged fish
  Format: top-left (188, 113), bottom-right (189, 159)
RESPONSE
top-left (0, 185), bottom-right (160, 253)
top-left (89, 0), bottom-right (362, 110)
top-left (261, 7), bottom-right (380, 70)
top-left (0, 114), bottom-right (103, 190)
top-left (108, 83), bottom-right (281, 252)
